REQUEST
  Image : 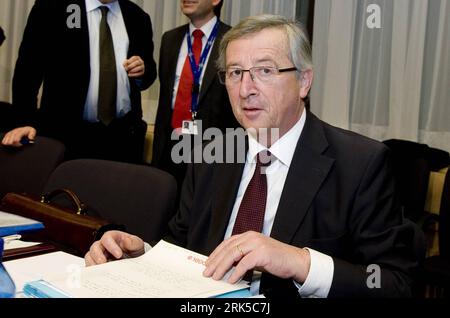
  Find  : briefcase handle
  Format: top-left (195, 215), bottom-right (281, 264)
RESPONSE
top-left (41, 189), bottom-right (87, 216)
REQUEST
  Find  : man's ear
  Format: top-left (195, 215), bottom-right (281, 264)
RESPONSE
top-left (299, 69), bottom-right (313, 99)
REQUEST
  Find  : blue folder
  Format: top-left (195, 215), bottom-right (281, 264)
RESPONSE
top-left (23, 280), bottom-right (70, 298)
top-left (0, 222), bottom-right (44, 237)
top-left (0, 211), bottom-right (44, 237)
top-left (214, 288), bottom-right (252, 298)
top-left (23, 280), bottom-right (252, 299)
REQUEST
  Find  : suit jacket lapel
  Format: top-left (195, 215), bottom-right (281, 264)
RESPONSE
top-left (78, 0), bottom-right (91, 101)
top-left (119, 0), bottom-right (142, 59)
top-left (166, 26), bottom-right (188, 104)
top-left (198, 21), bottom-right (227, 105)
top-left (270, 112), bottom-right (335, 244)
top-left (119, 0), bottom-right (132, 55)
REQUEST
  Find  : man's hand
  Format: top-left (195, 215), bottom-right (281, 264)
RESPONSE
top-left (1, 126), bottom-right (36, 147)
top-left (123, 56), bottom-right (145, 78)
top-left (85, 230), bottom-right (145, 266)
top-left (203, 231), bottom-right (311, 284)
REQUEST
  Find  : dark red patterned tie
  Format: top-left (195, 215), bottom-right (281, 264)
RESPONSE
top-left (232, 151), bottom-right (271, 282)
top-left (232, 151), bottom-right (272, 235)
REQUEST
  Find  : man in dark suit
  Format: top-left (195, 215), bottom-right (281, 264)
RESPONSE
top-left (85, 15), bottom-right (423, 298)
top-left (152, 0), bottom-right (239, 188)
top-left (1, 0), bottom-right (157, 163)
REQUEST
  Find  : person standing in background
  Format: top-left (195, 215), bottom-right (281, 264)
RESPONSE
top-left (152, 0), bottom-right (239, 188)
top-left (2, 0), bottom-right (157, 164)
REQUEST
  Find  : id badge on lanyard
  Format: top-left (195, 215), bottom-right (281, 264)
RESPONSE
top-left (181, 120), bottom-right (199, 135)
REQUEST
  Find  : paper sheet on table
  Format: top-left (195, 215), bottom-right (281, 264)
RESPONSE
top-left (4, 252), bottom-right (85, 292)
top-left (4, 240), bottom-right (42, 250)
top-left (42, 240), bottom-right (249, 298)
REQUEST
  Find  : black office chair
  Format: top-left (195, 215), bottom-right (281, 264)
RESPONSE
top-left (421, 168), bottom-right (450, 297)
top-left (383, 139), bottom-right (449, 225)
top-left (383, 140), bottom-right (431, 224)
top-left (0, 134), bottom-right (65, 200)
top-left (42, 159), bottom-right (178, 243)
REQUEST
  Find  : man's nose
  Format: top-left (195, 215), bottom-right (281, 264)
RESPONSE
top-left (239, 71), bottom-right (257, 98)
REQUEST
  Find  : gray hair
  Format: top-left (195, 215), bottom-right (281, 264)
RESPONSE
top-left (217, 14), bottom-right (313, 75)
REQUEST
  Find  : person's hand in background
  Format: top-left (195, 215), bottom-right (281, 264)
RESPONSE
top-left (2, 127), bottom-right (36, 147)
top-left (123, 56), bottom-right (145, 78)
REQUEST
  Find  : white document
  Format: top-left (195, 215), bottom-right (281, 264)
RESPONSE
top-left (0, 211), bottom-right (40, 227)
top-left (4, 239), bottom-right (41, 251)
top-left (4, 251), bottom-right (85, 293)
top-left (42, 240), bottom-right (249, 298)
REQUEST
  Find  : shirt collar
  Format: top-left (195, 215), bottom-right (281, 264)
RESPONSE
top-left (247, 109), bottom-right (307, 167)
top-left (86, 0), bottom-right (120, 18)
top-left (189, 15), bottom-right (218, 39)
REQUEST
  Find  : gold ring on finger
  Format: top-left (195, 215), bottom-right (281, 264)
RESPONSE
top-left (236, 244), bottom-right (244, 257)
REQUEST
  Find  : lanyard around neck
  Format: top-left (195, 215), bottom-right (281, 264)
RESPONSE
top-left (186, 21), bottom-right (220, 119)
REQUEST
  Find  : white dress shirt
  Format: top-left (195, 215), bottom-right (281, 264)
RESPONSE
top-left (224, 110), bottom-right (334, 298)
top-left (171, 16), bottom-right (218, 109)
top-left (84, 0), bottom-right (131, 122)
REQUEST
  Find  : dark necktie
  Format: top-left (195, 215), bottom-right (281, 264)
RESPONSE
top-left (232, 151), bottom-right (272, 282)
top-left (232, 151), bottom-right (272, 235)
top-left (98, 6), bottom-right (117, 126)
top-left (171, 29), bottom-right (204, 129)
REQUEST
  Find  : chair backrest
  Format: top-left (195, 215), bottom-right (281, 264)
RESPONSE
top-left (383, 139), bottom-right (431, 222)
top-left (0, 134), bottom-right (65, 200)
top-left (43, 159), bottom-right (178, 243)
top-left (439, 168), bottom-right (450, 258)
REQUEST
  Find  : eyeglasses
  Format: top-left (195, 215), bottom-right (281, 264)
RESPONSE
top-left (218, 66), bottom-right (298, 85)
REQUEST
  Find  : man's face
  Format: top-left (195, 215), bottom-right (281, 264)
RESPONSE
top-left (225, 28), bottom-right (311, 138)
top-left (180, 0), bottom-right (218, 20)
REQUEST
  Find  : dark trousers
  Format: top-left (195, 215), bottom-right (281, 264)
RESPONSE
top-left (65, 113), bottom-right (147, 164)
